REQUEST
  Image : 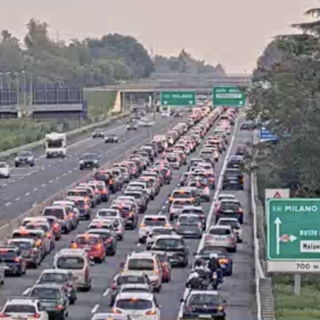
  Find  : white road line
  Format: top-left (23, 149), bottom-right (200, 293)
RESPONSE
top-left (41, 183), bottom-right (46, 187)
top-left (165, 200), bottom-right (168, 204)
top-left (158, 211), bottom-right (162, 215)
top-left (177, 118), bottom-right (239, 320)
top-left (91, 304), bottom-right (100, 313)
top-left (2, 184), bottom-right (7, 187)
top-left (68, 170), bottom-right (73, 174)
top-left (49, 180), bottom-right (53, 183)
top-left (55, 176), bottom-right (59, 180)
top-left (33, 188), bottom-right (38, 192)
top-left (15, 197), bottom-right (20, 201)
top-left (62, 173), bottom-right (67, 176)
top-left (162, 205), bottom-right (166, 210)
top-left (5, 202), bottom-right (11, 206)
top-left (25, 192), bottom-right (30, 196)
top-left (103, 288), bottom-right (110, 297)
top-left (20, 177), bottom-right (25, 180)
top-left (41, 167), bottom-right (45, 170)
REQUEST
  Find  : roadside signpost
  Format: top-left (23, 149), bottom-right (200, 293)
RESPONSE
top-left (265, 189), bottom-right (290, 200)
top-left (160, 91), bottom-right (195, 106)
top-left (212, 87), bottom-right (245, 107)
top-left (260, 127), bottom-right (278, 142)
top-left (267, 198), bottom-right (320, 294)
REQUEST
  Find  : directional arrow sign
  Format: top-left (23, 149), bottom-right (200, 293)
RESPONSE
top-left (160, 91), bottom-right (195, 106)
top-left (267, 198), bottom-right (320, 273)
top-left (212, 87), bottom-right (245, 107)
top-left (274, 217), bottom-right (281, 255)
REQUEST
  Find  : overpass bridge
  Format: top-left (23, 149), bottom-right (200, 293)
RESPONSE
top-left (85, 75), bottom-right (251, 112)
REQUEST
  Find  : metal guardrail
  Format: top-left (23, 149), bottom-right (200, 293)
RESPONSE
top-left (251, 131), bottom-right (275, 320)
top-left (0, 112), bottom-right (129, 159)
top-left (0, 121), bottom-right (171, 241)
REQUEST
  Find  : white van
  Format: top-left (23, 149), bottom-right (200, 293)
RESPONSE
top-left (53, 249), bottom-right (93, 291)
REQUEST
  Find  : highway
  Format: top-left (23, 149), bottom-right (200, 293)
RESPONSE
top-left (0, 111), bottom-right (255, 320)
top-left (0, 115), bottom-right (172, 225)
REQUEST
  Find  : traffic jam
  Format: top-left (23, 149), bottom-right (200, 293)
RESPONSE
top-left (0, 105), bottom-right (248, 320)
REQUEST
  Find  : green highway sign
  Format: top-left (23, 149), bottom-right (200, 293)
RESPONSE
top-left (160, 91), bottom-right (195, 106)
top-left (212, 87), bottom-right (245, 107)
top-left (267, 198), bottom-right (320, 273)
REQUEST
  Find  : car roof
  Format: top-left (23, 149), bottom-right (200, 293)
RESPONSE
top-left (220, 199), bottom-right (240, 203)
top-left (91, 314), bottom-right (129, 320)
top-left (31, 283), bottom-right (63, 290)
top-left (120, 284), bottom-right (149, 289)
top-left (209, 225), bottom-right (232, 230)
top-left (218, 218), bottom-right (239, 222)
top-left (188, 290), bottom-right (219, 296)
top-left (155, 235), bottom-right (182, 240)
top-left (115, 292), bottom-right (154, 301)
top-left (41, 269), bottom-right (71, 275)
top-left (115, 271), bottom-right (146, 278)
top-left (143, 215), bottom-right (167, 219)
top-left (181, 206), bottom-right (203, 210)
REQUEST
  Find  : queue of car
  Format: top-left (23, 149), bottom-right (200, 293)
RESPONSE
top-left (0, 105), bottom-right (248, 320)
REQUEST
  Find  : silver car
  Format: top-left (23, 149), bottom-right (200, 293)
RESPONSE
top-left (175, 214), bottom-right (202, 238)
top-left (203, 225), bottom-right (237, 252)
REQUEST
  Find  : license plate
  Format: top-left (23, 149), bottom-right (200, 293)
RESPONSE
top-left (13, 317), bottom-right (27, 320)
top-left (131, 315), bottom-right (141, 320)
top-left (199, 315), bottom-right (211, 318)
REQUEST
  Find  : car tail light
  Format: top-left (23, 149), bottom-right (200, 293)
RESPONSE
top-left (169, 197), bottom-right (173, 202)
top-left (175, 222), bottom-right (180, 227)
top-left (0, 314), bottom-right (8, 318)
top-left (111, 284), bottom-right (117, 290)
top-left (71, 243), bottom-right (77, 249)
top-left (153, 269), bottom-right (158, 275)
top-left (216, 208), bottom-right (221, 215)
top-left (112, 308), bottom-right (122, 314)
top-left (219, 258), bottom-right (229, 264)
top-left (238, 208), bottom-right (243, 214)
top-left (197, 223), bottom-right (202, 227)
top-left (95, 243), bottom-right (102, 250)
top-left (14, 257), bottom-right (20, 263)
top-left (139, 224), bottom-right (145, 228)
top-left (55, 305), bottom-right (63, 310)
top-left (199, 215), bottom-right (205, 219)
top-left (28, 314), bottom-right (41, 319)
top-left (35, 240), bottom-right (42, 247)
top-left (53, 223), bottom-right (60, 232)
top-left (109, 180), bottom-right (114, 185)
top-left (145, 310), bottom-right (156, 315)
top-left (46, 232), bottom-right (52, 239)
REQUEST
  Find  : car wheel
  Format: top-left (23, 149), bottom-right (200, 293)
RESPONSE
top-left (15, 163), bottom-right (19, 167)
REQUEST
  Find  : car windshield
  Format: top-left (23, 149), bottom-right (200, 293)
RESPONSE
top-left (4, 305), bottom-right (36, 314)
top-left (173, 200), bottom-right (192, 207)
top-left (225, 170), bottom-right (241, 178)
top-left (210, 228), bottom-right (231, 235)
top-left (125, 193), bottom-right (141, 199)
top-left (189, 294), bottom-right (220, 305)
top-left (144, 217), bottom-right (167, 227)
top-left (26, 224), bottom-right (49, 232)
top-left (128, 259), bottom-right (154, 271)
top-left (11, 232), bottom-right (39, 240)
top-left (199, 247), bottom-right (227, 256)
top-left (219, 220), bottom-right (240, 229)
top-left (18, 151), bottom-right (32, 157)
top-left (172, 192), bottom-right (192, 199)
top-left (56, 257), bottom-right (84, 270)
top-left (116, 299), bottom-right (152, 310)
top-left (179, 216), bottom-right (200, 224)
top-left (8, 241), bottom-right (31, 250)
top-left (30, 288), bottom-right (61, 300)
top-left (76, 237), bottom-right (98, 245)
top-left (88, 231), bottom-right (111, 240)
top-left (156, 239), bottom-right (181, 248)
top-left (40, 273), bottom-right (68, 283)
top-left (122, 288), bottom-right (149, 293)
top-left (81, 154), bottom-right (96, 160)
top-left (43, 208), bottom-right (64, 219)
top-left (220, 202), bottom-right (240, 210)
top-left (152, 228), bottom-right (173, 235)
top-left (182, 209), bottom-right (202, 214)
top-left (98, 210), bottom-right (117, 217)
top-left (167, 156), bottom-right (178, 162)
top-left (0, 250), bottom-right (18, 259)
top-left (117, 276), bottom-right (145, 285)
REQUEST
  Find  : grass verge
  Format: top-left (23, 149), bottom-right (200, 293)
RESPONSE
top-left (257, 166), bottom-right (320, 320)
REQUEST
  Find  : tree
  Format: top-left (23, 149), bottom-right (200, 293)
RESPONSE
top-left (248, 7), bottom-right (320, 196)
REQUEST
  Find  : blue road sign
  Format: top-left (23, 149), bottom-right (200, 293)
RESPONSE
top-left (260, 127), bottom-right (278, 142)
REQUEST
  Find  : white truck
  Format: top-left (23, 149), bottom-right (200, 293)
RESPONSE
top-left (45, 132), bottom-right (67, 158)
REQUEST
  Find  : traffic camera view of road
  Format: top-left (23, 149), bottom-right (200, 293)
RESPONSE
top-left (0, 106), bottom-right (255, 320)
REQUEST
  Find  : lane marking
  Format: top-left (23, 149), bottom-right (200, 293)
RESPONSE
top-left (49, 180), bottom-right (53, 183)
top-left (55, 176), bottom-right (59, 180)
top-left (5, 202), bottom-right (11, 206)
top-left (25, 192), bottom-right (30, 196)
top-left (162, 205), bottom-right (166, 210)
top-left (62, 173), bottom-right (67, 176)
top-left (158, 211), bottom-right (162, 215)
top-left (33, 188), bottom-right (37, 192)
top-left (103, 288), bottom-right (110, 297)
top-left (41, 183), bottom-right (46, 187)
top-left (15, 197), bottom-right (20, 201)
top-left (91, 304), bottom-right (100, 313)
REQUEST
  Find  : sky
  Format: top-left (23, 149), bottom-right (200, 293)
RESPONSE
top-left (0, 0), bottom-right (318, 74)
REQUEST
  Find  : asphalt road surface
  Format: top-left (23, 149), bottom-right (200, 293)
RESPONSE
top-left (0, 113), bottom-right (255, 320)
top-left (0, 115), bottom-right (174, 225)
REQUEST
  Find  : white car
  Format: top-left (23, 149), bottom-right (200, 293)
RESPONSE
top-left (113, 292), bottom-right (161, 320)
top-left (204, 225), bottom-right (237, 252)
top-left (215, 193), bottom-right (236, 209)
top-left (146, 227), bottom-right (176, 249)
top-left (0, 162), bottom-right (10, 178)
top-left (0, 298), bottom-right (49, 320)
top-left (216, 217), bottom-right (243, 243)
top-left (138, 215), bottom-right (171, 243)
